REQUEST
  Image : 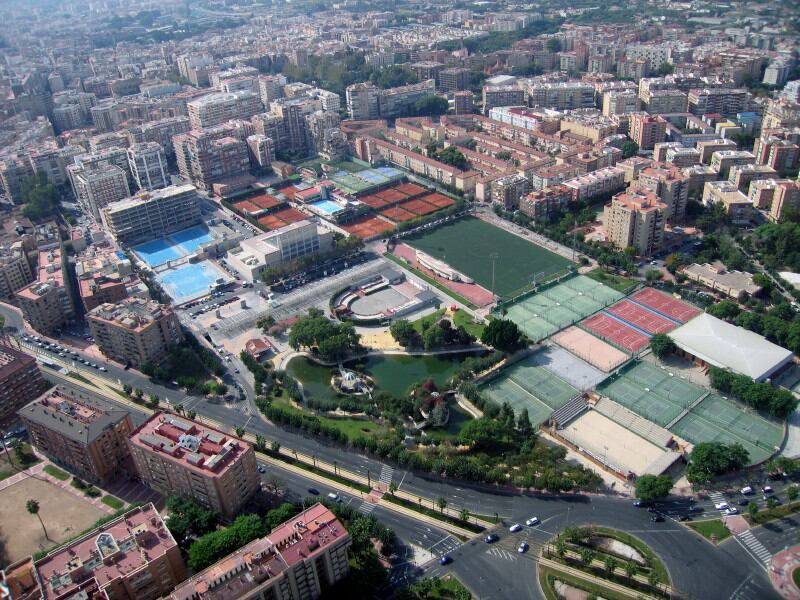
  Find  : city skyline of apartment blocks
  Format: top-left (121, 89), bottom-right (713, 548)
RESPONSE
top-left (187, 91), bottom-right (263, 129)
top-left (128, 413), bottom-right (260, 519)
top-left (20, 385), bottom-right (134, 483)
top-left (0, 343), bottom-right (48, 425)
top-left (33, 503), bottom-right (187, 600)
top-left (88, 298), bottom-right (183, 369)
top-left (169, 504), bottom-right (351, 600)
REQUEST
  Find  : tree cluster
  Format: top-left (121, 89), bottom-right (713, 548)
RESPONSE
top-left (686, 442), bottom-right (749, 484)
top-left (187, 514), bottom-right (266, 571)
top-left (648, 333), bottom-right (675, 359)
top-left (288, 309), bottom-right (362, 362)
top-left (390, 316), bottom-right (475, 350)
top-left (164, 496), bottom-right (219, 547)
top-left (480, 318), bottom-right (526, 352)
top-left (634, 475), bottom-right (672, 502)
top-left (709, 367), bottom-right (797, 419)
top-left (430, 145), bottom-right (469, 171)
top-left (21, 174), bottom-right (60, 221)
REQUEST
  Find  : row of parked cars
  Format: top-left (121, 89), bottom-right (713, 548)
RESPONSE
top-left (21, 335), bottom-right (107, 371)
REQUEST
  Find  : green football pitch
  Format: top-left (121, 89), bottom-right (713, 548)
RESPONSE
top-left (404, 217), bottom-right (573, 297)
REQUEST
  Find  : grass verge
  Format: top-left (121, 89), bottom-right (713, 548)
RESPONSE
top-left (793, 566), bottom-right (800, 588)
top-left (539, 566), bottom-right (640, 600)
top-left (592, 526), bottom-right (670, 583)
top-left (384, 253), bottom-right (478, 309)
top-left (585, 268), bottom-right (638, 293)
top-left (101, 495), bottom-right (125, 510)
top-left (382, 493), bottom-right (485, 534)
top-left (687, 519), bottom-right (731, 543)
top-left (44, 464), bottom-right (70, 480)
top-left (67, 371), bottom-right (95, 387)
top-left (745, 501), bottom-right (800, 526)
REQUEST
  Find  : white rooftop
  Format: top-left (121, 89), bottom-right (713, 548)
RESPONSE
top-left (668, 313), bottom-right (794, 381)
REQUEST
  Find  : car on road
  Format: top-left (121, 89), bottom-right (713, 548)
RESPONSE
top-left (714, 502), bottom-right (729, 510)
top-left (525, 517), bottom-right (540, 526)
top-left (509, 523), bottom-right (522, 532)
top-left (257, 465), bottom-right (266, 474)
top-left (439, 555), bottom-right (452, 565)
top-left (678, 515), bottom-right (692, 522)
top-left (518, 542), bottom-right (529, 553)
top-left (723, 507), bottom-right (739, 515)
top-left (484, 533), bottom-right (499, 544)
top-left (737, 498), bottom-right (750, 506)
top-left (327, 492), bottom-right (340, 502)
top-left (762, 485), bottom-right (773, 494)
top-left (651, 514), bottom-right (665, 522)
top-left (741, 486), bottom-right (753, 495)
top-left (307, 488), bottom-right (320, 495)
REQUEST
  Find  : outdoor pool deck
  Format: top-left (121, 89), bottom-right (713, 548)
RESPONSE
top-left (133, 225), bottom-right (216, 268)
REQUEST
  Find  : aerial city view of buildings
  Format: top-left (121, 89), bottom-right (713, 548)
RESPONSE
top-left (0, 0), bottom-right (799, 599)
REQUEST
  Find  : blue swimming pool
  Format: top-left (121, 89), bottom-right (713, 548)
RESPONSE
top-left (311, 200), bottom-right (343, 215)
top-left (133, 225), bottom-right (216, 268)
top-left (157, 262), bottom-right (229, 304)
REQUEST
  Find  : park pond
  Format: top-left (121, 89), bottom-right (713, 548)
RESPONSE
top-left (286, 352), bottom-right (481, 402)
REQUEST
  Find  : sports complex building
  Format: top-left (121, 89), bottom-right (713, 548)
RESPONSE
top-left (461, 251), bottom-right (793, 479)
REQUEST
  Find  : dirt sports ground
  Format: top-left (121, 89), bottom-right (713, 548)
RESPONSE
top-left (0, 477), bottom-right (105, 564)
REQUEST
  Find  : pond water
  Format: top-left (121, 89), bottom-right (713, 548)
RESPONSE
top-left (286, 352), bottom-right (478, 401)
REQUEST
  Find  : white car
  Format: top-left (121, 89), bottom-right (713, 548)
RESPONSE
top-left (509, 523), bottom-right (522, 533)
top-left (518, 542), bottom-right (529, 553)
top-left (714, 502), bottom-right (729, 510)
top-left (723, 507), bottom-right (739, 515)
top-left (525, 517), bottom-right (540, 526)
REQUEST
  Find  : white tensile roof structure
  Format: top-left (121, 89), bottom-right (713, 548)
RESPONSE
top-left (668, 313), bottom-right (794, 382)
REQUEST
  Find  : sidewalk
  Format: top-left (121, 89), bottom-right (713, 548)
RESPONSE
top-left (0, 462), bottom-right (45, 493)
top-left (770, 545), bottom-right (800, 600)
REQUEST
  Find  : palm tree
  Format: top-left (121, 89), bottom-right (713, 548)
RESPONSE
top-left (388, 482), bottom-right (397, 496)
top-left (436, 496), bottom-right (447, 513)
top-left (604, 556), bottom-right (618, 574)
top-left (27, 499), bottom-right (50, 541)
top-left (459, 508), bottom-right (470, 523)
top-left (625, 560), bottom-right (638, 578)
top-left (580, 548), bottom-right (595, 566)
top-left (555, 539), bottom-right (567, 558)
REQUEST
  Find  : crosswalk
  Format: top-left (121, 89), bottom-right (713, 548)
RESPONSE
top-left (486, 546), bottom-right (518, 562)
top-left (429, 534), bottom-right (462, 557)
top-left (357, 501), bottom-right (376, 515)
top-left (736, 531), bottom-right (771, 569)
top-left (709, 491), bottom-right (726, 504)
top-left (379, 464), bottom-right (393, 487)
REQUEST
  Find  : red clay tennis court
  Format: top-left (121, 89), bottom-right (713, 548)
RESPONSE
top-left (421, 193), bottom-right (456, 208)
top-left (341, 216), bottom-right (395, 239)
top-left (231, 200), bottom-right (263, 217)
top-left (630, 288), bottom-right (701, 323)
top-left (257, 207), bottom-right (307, 230)
top-left (381, 206), bottom-right (416, 222)
top-left (249, 193), bottom-right (284, 210)
top-left (394, 182), bottom-right (426, 197)
top-left (607, 299), bottom-right (678, 334)
top-left (359, 194), bottom-right (389, 209)
top-left (400, 199), bottom-right (439, 216)
top-left (374, 188), bottom-right (407, 204)
top-left (581, 312), bottom-right (650, 353)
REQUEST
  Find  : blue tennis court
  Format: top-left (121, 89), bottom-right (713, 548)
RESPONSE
top-left (134, 239), bottom-right (183, 268)
top-left (157, 262), bottom-right (229, 304)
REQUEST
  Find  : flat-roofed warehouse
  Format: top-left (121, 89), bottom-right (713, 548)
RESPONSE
top-left (668, 313), bottom-right (794, 382)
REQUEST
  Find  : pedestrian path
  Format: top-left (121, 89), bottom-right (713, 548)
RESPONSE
top-left (0, 462), bottom-right (44, 493)
top-left (768, 543), bottom-right (800, 599)
top-left (358, 501), bottom-right (376, 515)
top-left (736, 530), bottom-right (772, 569)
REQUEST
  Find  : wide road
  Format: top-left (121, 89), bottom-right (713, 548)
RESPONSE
top-left (7, 325), bottom-right (790, 599)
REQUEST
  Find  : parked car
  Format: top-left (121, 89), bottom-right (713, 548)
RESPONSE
top-left (525, 517), bottom-right (540, 526)
top-left (518, 542), bottom-right (529, 553)
top-left (484, 533), bottom-right (499, 544)
top-left (509, 523), bottom-right (522, 533)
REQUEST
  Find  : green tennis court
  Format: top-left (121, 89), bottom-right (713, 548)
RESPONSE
top-left (596, 375), bottom-right (684, 427)
top-left (482, 355), bottom-right (580, 425)
top-left (498, 275), bottom-right (624, 342)
top-left (405, 217), bottom-right (573, 297)
top-left (624, 362), bottom-right (704, 408)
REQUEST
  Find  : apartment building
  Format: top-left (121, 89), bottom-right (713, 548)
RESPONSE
top-left (729, 164), bottom-right (778, 192)
top-left (88, 298), bottom-right (183, 368)
top-left (439, 67), bottom-right (470, 92)
top-left (562, 166), bottom-right (625, 202)
top-left (762, 99), bottom-right (800, 129)
top-left (560, 111), bottom-right (617, 143)
top-left (127, 143), bottom-right (169, 192)
top-left (101, 184), bottom-right (202, 245)
top-left (380, 80), bottom-right (436, 118)
top-left (170, 504), bottom-right (351, 600)
top-left (227, 220), bottom-right (333, 282)
top-left (602, 90), bottom-right (640, 117)
top-left (33, 503), bottom-right (187, 600)
top-left (0, 344), bottom-right (48, 425)
top-left (69, 162), bottom-right (131, 221)
top-left (258, 74), bottom-right (288, 104)
top-left (0, 245), bottom-right (33, 302)
top-left (127, 117), bottom-right (191, 157)
top-left (629, 114), bottom-right (667, 150)
top-left (687, 88), bottom-right (748, 117)
top-left (491, 173), bottom-right (529, 210)
top-left (15, 248), bottom-right (74, 335)
top-left (665, 146), bottom-right (700, 167)
top-left (638, 165), bottom-right (690, 221)
top-left (482, 85), bottom-right (526, 114)
top-left (525, 81), bottom-right (594, 110)
top-left (128, 413), bottom-right (260, 519)
top-left (603, 190), bottom-right (666, 256)
top-left (345, 83), bottom-right (380, 120)
top-left (642, 89), bottom-right (688, 114)
top-left (768, 180), bottom-right (800, 222)
top-left (753, 131), bottom-right (800, 175)
top-left (696, 138), bottom-right (738, 164)
top-left (453, 91), bottom-right (475, 115)
top-left (710, 150), bottom-right (755, 175)
top-left (76, 250), bottom-right (132, 312)
top-left (520, 185), bottom-right (572, 222)
top-left (682, 262), bottom-right (760, 298)
top-left (187, 91), bottom-right (263, 129)
top-left (173, 129), bottom-right (251, 190)
top-left (20, 385), bottom-right (134, 482)
top-left (702, 181), bottom-right (753, 224)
